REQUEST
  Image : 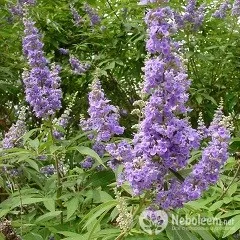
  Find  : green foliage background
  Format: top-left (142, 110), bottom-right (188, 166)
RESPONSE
top-left (0, 0), bottom-right (240, 239)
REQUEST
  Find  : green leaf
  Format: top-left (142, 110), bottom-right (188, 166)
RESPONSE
top-left (9, 197), bottom-right (47, 210)
top-left (58, 231), bottom-right (86, 238)
top-left (28, 138), bottom-right (40, 150)
top-left (200, 93), bottom-right (217, 106)
top-left (0, 208), bottom-right (11, 218)
top-left (24, 159), bottom-right (39, 172)
top-left (67, 197), bottom-right (79, 220)
top-left (209, 201), bottom-right (224, 212)
top-left (86, 190), bottom-right (113, 203)
top-left (166, 224), bottom-right (198, 240)
top-left (218, 210), bottom-right (240, 219)
top-left (23, 233), bottom-right (44, 240)
top-left (86, 209), bottom-right (108, 240)
top-left (81, 200), bottom-right (117, 229)
top-left (70, 146), bottom-right (106, 168)
top-left (227, 182), bottom-right (238, 196)
top-left (23, 128), bottom-right (40, 145)
top-left (35, 211), bottom-right (62, 223)
top-left (43, 199), bottom-right (55, 212)
top-left (222, 214), bottom-right (240, 238)
top-left (193, 229), bottom-right (216, 240)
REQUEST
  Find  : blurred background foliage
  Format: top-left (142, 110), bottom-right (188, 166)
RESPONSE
top-left (1, 0), bottom-right (240, 135)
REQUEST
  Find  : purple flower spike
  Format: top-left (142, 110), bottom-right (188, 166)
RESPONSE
top-left (83, 3), bottom-right (100, 26)
top-left (22, 17), bottom-right (62, 119)
top-left (80, 79), bottom-right (124, 142)
top-left (69, 55), bottom-right (90, 75)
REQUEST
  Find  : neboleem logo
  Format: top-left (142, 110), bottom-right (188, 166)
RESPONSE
top-left (139, 209), bottom-right (168, 235)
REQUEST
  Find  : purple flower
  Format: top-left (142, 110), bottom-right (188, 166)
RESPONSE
top-left (19, 0), bottom-right (36, 4)
top-left (174, 0), bottom-right (206, 31)
top-left (106, 140), bottom-right (133, 170)
top-left (9, 5), bottom-right (23, 16)
top-left (53, 92), bottom-right (77, 140)
top-left (9, 0), bottom-right (36, 17)
top-left (80, 79), bottom-right (124, 142)
top-left (156, 106), bottom-right (231, 209)
top-left (83, 3), bottom-right (100, 26)
top-left (70, 5), bottom-right (82, 26)
top-left (80, 79), bottom-right (124, 171)
top-left (92, 141), bottom-right (105, 157)
top-left (120, 7), bottom-right (201, 195)
top-left (232, 0), bottom-right (240, 16)
top-left (212, 1), bottom-right (231, 19)
top-left (2, 107), bottom-right (27, 149)
top-left (59, 48), bottom-right (69, 55)
top-left (53, 109), bottom-right (70, 140)
top-left (120, 2), bottom-right (230, 210)
top-left (69, 55), bottom-right (90, 75)
top-left (81, 157), bottom-right (94, 169)
top-left (22, 17), bottom-right (62, 119)
top-left (40, 165), bottom-right (56, 176)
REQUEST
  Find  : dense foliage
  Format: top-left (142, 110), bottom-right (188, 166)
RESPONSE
top-left (0, 0), bottom-right (240, 239)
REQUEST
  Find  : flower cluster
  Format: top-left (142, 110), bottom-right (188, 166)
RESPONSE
top-left (232, 0), bottom-right (240, 16)
top-left (175, 0), bottom-right (206, 31)
top-left (70, 5), bottom-right (82, 26)
top-left (80, 156), bottom-right (94, 169)
top-left (22, 17), bottom-right (62, 119)
top-left (80, 79), bottom-right (124, 170)
top-left (121, 6), bottom-right (200, 195)
top-left (59, 48), bottom-right (69, 55)
top-left (106, 140), bottom-right (133, 170)
top-left (117, 1), bottom-right (230, 209)
top-left (212, 1), bottom-right (231, 19)
top-left (83, 3), bottom-right (100, 26)
top-left (53, 92), bottom-right (78, 140)
top-left (9, 0), bottom-right (36, 17)
top-left (80, 79), bottom-right (124, 142)
top-left (69, 55), bottom-right (90, 75)
top-left (115, 189), bottom-right (133, 231)
top-left (2, 107), bottom-right (27, 149)
top-left (40, 164), bottom-right (56, 177)
top-left (156, 106), bottom-right (231, 209)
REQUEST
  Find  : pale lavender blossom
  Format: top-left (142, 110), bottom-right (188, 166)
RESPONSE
top-left (2, 107), bottom-right (27, 149)
top-left (22, 17), bottom-right (62, 119)
top-left (174, 0), bottom-right (206, 31)
top-left (232, 0), bottom-right (240, 16)
top-left (139, 0), bottom-right (169, 5)
top-left (70, 5), bottom-right (82, 26)
top-left (59, 48), bottom-right (69, 55)
top-left (9, 0), bottom-right (36, 17)
top-left (120, 2), bottom-right (230, 209)
top-left (212, 1), bottom-right (231, 19)
top-left (157, 106), bottom-right (231, 209)
top-left (80, 79), bottom-right (124, 142)
top-left (83, 3), bottom-right (100, 26)
top-left (81, 157), bottom-right (94, 169)
top-left (69, 55), bottom-right (90, 75)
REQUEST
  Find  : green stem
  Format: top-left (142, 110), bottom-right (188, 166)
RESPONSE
top-left (49, 119), bottom-right (63, 224)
